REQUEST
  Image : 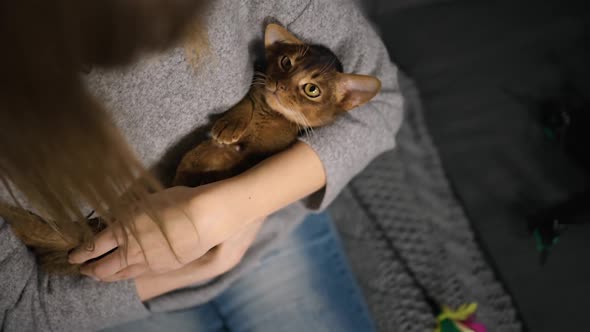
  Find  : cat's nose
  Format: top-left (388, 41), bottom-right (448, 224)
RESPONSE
top-left (278, 82), bottom-right (287, 91)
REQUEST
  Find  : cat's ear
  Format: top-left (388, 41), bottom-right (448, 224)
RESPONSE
top-left (336, 74), bottom-right (382, 111)
top-left (265, 24), bottom-right (304, 47)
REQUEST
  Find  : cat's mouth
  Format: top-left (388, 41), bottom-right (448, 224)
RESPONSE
top-left (265, 92), bottom-right (306, 126)
top-left (269, 92), bottom-right (283, 107)
top-left (268, 92), bottom-right (291, 114)
top-left (264, 81), bottom-right (278, 94)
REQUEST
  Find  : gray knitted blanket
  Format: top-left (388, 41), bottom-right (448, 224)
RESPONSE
top-left (330, 77), bottom-right (522, 331)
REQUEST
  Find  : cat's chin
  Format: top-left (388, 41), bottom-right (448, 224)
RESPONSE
top-left (264, 93), bottom-right (306, 126)
top-left (263, 92), bottom-right (281, 110)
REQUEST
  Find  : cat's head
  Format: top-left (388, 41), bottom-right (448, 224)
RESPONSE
top-left (260, 24), bottom-right (381, 127)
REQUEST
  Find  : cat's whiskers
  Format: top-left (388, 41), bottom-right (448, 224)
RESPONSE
top-left (254, 71), bottom-right (270, 80)
top-left (302, 45), bottom-right (310, 58)
top-left (292, 111), bottom-right (306, 140)
top-left (286, 106), bottom-right (314, 142)
top-left (287, 107), bottom-right (303, 138)
top-left (297, 45), bottom-right (310, 58)
top-left (252, 71), bottom-right (270, 90)
top-left (306, 119), bottom-right (315, 140)
top-left (297, 115), bottom-right (312, 142)
top-left (250, 75), bottom-right (267, 89)
top-left (250, 82), bottom-right (266, 89)
top-left (318, 57), bottom-right (337, 76)
top-left (299, 113), bottom-right (315, 142)
top-left (279, 103), bottom-right (305, 140)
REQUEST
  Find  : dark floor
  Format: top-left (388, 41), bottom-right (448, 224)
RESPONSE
top-left (370, 1), bottom-right (590, 331)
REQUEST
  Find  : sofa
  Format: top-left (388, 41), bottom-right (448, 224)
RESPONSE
top-left (332, 1), bottom-right (590, 331)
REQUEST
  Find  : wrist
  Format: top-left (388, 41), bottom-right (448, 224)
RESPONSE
top-left (226, 142), bottom-right (326, 217)
top-left (183, 142), bottom-right (326, 246)
top-left (185, 180), bottom-right (255, 247)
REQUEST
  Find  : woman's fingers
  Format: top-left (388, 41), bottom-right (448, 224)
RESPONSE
top-left (133, 219), bottom-right (266, 301)
top-left (68, 226), bottom-right (121, 264)
top-left (80, 248), bottom-right (132, 280)
top-left (78, 229), bottom-right (144, 280)
top-left (80, 219), bottom-right (185, 279)
top-left (71, 186), bottom-right (262, 282)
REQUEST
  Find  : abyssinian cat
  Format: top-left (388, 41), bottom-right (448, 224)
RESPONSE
top-left (173, 23), bottom-right (381, 186)
top-left (3, 24), bottom-right (381, 275)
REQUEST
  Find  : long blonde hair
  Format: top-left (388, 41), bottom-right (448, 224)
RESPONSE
top-left (0, 0), bottom-right (209, 270)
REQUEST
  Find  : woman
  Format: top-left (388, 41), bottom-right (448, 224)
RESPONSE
top-left (0, 0), bottom-right (403, 330)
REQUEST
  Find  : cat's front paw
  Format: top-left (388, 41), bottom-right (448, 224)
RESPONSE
top-left (211, 117), bottom-right (249, 145)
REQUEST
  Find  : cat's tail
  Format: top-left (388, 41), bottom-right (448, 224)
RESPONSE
top-left (173, 139), bottom-right (248, 187)
top-left (0, 202), bottom-right (91, 275)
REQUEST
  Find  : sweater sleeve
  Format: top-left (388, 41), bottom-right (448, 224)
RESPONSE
top-left (287, 0), bottom-right (404, 211)
top-left (0, 217), bottom-right (149, 332)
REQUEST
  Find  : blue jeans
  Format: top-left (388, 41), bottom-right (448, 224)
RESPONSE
top-left (107, 213), bottom-right (376, 332)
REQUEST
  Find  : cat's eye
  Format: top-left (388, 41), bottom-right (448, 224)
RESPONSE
top-left (303, 83), bottom-right (321, 98)
top-left (279, 56), bottom-right (292, 71)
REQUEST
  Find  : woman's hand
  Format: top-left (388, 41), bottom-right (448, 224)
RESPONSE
top-left (133, 218), bottom-right (264, 301)
top-left (69, 141), bottom-right (326, 282)
top-left (68, 184), bottom-right (258, 281)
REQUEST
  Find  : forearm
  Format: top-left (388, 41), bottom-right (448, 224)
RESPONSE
top-left (236, 141), bottom-right (326, 217)
top-left (195, 141), bottom-right (325, 228)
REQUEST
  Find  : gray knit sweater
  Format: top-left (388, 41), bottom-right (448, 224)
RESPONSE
top-left (0, 0), bottom-right (403, 330)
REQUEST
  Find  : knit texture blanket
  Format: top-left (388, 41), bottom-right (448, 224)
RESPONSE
top-left (330, 77), bottom-right (522, 331)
